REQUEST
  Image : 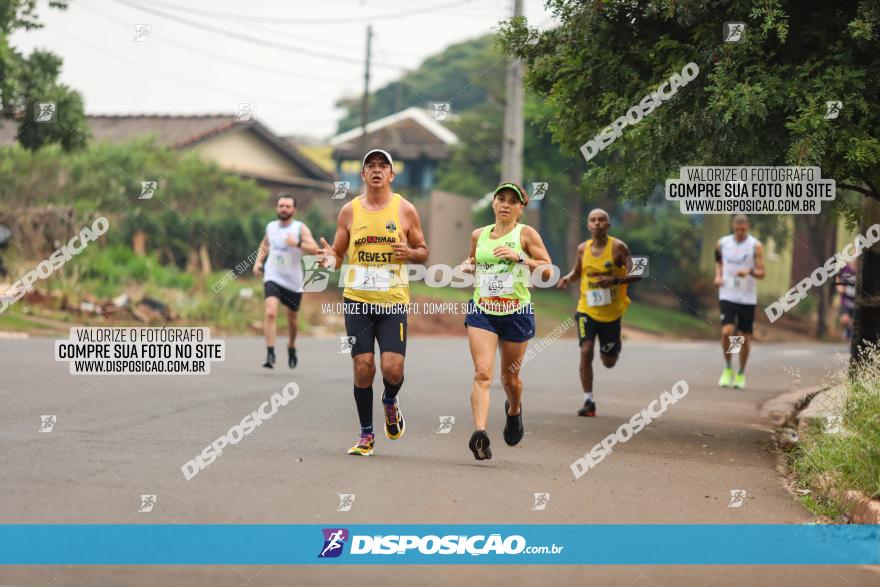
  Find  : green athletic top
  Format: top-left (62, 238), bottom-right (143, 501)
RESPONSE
top-left (472, 223), bottom-right (531, 316)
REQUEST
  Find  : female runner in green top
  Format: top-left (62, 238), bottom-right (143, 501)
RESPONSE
top-left (460, 183), bottom-right (553, 461)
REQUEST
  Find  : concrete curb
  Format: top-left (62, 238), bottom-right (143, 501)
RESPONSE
top-left (764, 384), bottom-right (880, 524)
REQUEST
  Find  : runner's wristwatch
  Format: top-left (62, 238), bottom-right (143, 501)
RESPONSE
top-left (517, 252), bottom-right (527, 264)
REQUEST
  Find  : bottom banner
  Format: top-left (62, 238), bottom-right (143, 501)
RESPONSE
top-left (1, 525), bottom-right (878, 565)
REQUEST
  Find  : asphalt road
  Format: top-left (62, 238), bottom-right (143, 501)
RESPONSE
top-left (0, 335), bottom-right (876, 586)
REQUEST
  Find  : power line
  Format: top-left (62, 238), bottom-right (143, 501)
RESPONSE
top-left (77, 1), bottom-right (356, 84)
top-left (129, 0), bottom-right (479, 25)
top-left (55, 28), bottom-right (334, 111)
top-left (108, 0), bottom-right (409, 71)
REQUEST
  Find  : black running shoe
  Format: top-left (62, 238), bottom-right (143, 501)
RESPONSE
top-left (288, 347), bottom-right (297, 369)
top-left (262, 350), bottom-right (275, 369)
top-left (577, 399), bottom-right (596, 417)
top-left (468, 430), bottom-right (492, 460)
top-left (503, 400), bottom-right (524, 446)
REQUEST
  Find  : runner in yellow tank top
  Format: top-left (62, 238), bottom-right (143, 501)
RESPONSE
top-left (316, 149), bottom-right (429, 456)
top-left (557, 208), bottom-right (641, 417)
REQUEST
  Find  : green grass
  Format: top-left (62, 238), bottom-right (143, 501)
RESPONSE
top-left (793, 347), bottom-right (880, 515)
top-left (0, 308), bottom-right (52, 331)
top-left (411, 280), bottom-right (713, 338)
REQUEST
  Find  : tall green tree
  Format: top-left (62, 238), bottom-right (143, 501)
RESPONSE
top-left (0, 0), bottom-right (88, 150)
top-left (500, 0), bottom-right (880, 352)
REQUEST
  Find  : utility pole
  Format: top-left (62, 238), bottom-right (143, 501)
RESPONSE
top-left (501, 0), bottom-right (524, 185)
top-left (360, 24), bottom-right (373, 154)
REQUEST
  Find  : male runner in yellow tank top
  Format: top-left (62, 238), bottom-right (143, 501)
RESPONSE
top-left (316, 149), bottom-right (428, 456)
top-left (557, 208), bottom-right (641, 417)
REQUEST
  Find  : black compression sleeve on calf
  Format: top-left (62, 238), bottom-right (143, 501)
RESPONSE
top-left (353, 385), bottom-right (373, 432)
top-left (382, 377), bottom-right (404, 402)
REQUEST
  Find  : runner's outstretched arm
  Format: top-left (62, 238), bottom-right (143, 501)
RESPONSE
top-left (296, 224), bottom-right (320, 256)
top-left (613, 239), bottom-right (640, 285)
top-left (318, 204), bottom-right (352, 269)
top-left (521, 226), bottom-right (553, 281)
top-left (253, 235), bottom-right (269, 276)
top-left (556, 241), bottom-right (585, 289)
top-left (391, 199), bottom-right (428, 264)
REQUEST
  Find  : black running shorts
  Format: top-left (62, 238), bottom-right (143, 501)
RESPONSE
top-left (719, 300), bottom-right (755, 334)
top-left (342, 297), bottom-right (407, 357)
top-left (264, 280), bottom-right (303, 311)
top-left (575, 312), bottom-right (622, 357)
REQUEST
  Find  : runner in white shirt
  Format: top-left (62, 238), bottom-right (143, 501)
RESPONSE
top-left (714, 215), bottom-right (765, 389)
top-left (253, 194), bottom-right (319, 369)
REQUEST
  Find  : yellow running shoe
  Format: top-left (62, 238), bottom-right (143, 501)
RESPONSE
top-left (718, 367), bottom-right (734, 388)
top-left (383, 398), bottom-right (405, 440)
top-left (347, 433), bottom-right (374, 456)
top-left (733, 373), bottom-right (746, 389)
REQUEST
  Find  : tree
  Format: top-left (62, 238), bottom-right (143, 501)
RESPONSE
top-left (0, 0), bottom-right (88, 150)
top-left (500, 0), bottom-right (880, 355)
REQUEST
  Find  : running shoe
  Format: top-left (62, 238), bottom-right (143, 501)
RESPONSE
top-left (577, 399), bottom-right (596, 417)
top-left (383, 398), bottom-right (405, 440)
top-left (347, 433), bottom-right (374, 456)
top-left (288, 347), bottom-right (297, 369)
top-left (262, 350), bottom-right (275, 369)
top-left (468, 430), bottom-right (492, 460)
top-left (503, 400), bottom-right (524, 446)
top-left (718, 367), bottom-right (734, 388)
top-left (733, 373), bottom-right (746, 389)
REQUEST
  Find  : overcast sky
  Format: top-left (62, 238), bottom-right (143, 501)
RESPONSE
top-left (11, 0), bottom-right (555, 139)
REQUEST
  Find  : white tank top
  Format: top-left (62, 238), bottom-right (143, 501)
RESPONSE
top-left (263, 220), bottom-right (304, 292)
top-left (718, 234), bottom-right (758, 304)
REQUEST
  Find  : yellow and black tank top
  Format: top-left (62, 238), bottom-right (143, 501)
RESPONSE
top-left (577, 237), bottom-right (630, 321)
top-left (343, 193), bottom-right (409, 305)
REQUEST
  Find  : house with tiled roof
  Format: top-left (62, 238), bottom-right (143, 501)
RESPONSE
top-left (0, 114), bottom-right (336, 207)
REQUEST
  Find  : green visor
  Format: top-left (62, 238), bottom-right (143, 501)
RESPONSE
top-left (493, 183), bottom-right (526, 204)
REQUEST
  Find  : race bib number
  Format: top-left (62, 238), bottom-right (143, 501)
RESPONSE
top-left (480, 272), bottom-right (514, 297)
top-left (351, 266), bottom-right (391, 291)
top-left (586, 288), bottom-right (612, 307)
